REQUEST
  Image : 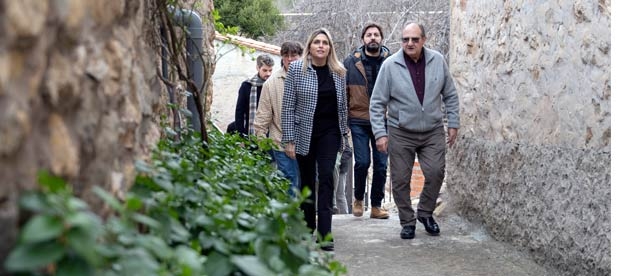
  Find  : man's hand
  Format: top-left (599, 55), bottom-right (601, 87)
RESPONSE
top-left (285, 143), bottom-right (296, 159)
top-left (376, 137), bottom-right (388, 153)
top-left (447, 128), bottom-right (458, 147)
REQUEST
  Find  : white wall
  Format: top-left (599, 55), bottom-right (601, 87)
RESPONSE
top-left (210, 41), bottom-right (281, 130)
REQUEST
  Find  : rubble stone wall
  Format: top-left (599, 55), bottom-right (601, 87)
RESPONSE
top-left (0, 0), bottom-right (215, 267)
top-left (448, 1), bottom-right (610, 275)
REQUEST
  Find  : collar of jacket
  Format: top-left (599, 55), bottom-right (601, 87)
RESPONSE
top-left (306, 58), bottom-right (327, 71)
top-left (272, 67), bottom-right (287, 80)
top-left (393, 47), bottom-right (435, 66)
top-left (352, 45), bottom-right (390, 61)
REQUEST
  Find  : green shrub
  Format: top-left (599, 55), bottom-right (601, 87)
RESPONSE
top-left (4, 130), bottom-right (345, 275)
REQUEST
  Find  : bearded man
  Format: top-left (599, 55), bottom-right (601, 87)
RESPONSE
top-left (343, 22), bottom-right (391, 219)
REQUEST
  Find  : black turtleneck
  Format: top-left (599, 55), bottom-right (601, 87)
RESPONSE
top-left (362, 55), bottom-right (381, 97)
top-left (312, 64), bottom-right (339, 136)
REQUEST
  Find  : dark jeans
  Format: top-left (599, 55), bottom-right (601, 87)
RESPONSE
top-left (297, 131), bottom-right (340, 240)
top-left (272, 149), bottom-right (300, 196)
top-left (350, 123), bottom-right (388, 207)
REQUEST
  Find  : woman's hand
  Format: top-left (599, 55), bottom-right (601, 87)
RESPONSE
top-left (285, 143), bottom-right (296, 159)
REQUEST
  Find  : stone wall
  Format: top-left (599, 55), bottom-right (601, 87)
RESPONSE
top-left (0, 0), bottom-right (216, 268)
top-left (448, 1), bottom-right (610, 275)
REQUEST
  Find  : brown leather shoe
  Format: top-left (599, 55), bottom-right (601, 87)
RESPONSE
top-left (370, 207), bottom-right (390, 219)
top-left (352, 200), bottom-right (364, 217)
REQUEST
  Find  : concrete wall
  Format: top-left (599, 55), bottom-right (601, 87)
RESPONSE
top-left (448, 1), bottom-right (610, 275)
top-left (0, 0), bottom-right (216, 267)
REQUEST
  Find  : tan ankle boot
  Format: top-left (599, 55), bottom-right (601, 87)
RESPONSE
top-left (370, 207), bottom-right (389, 219)
top-left (352, 200), bottom-right (364, 217)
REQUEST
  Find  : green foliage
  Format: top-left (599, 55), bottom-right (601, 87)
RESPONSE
top-left (5, 171), bottom-right (103, 275)
top-left (213, 9), bottom-right (240, 35)
top-left (4, 130), bottom-right (345, 275)
top-left (214, 0), bottom-right (284, 38)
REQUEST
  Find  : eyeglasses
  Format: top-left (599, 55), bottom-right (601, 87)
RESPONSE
top-left (402, 37), bottom-right (421, 44)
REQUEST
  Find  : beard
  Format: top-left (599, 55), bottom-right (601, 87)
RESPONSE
top-left (365, 42), bottom-right (380, 53)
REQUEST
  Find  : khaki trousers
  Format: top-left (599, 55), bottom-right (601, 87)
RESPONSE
top-left (389, 126), bottom-right (446, 227)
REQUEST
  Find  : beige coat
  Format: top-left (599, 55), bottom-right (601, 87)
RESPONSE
top-left (254, 67), bottom-right (286, 150)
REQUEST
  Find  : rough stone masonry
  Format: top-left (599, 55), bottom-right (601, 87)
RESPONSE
top-left (0, 0), bottom-right (217, 268)
top-left (448, 1), bottom-right (610, 275)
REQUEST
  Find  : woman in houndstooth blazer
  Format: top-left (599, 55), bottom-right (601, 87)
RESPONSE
top-left (281, 28), bottom-right (348, 251)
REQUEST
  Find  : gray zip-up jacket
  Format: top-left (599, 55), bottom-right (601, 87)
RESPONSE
top-left (370, 47), bottom-right (459, 139)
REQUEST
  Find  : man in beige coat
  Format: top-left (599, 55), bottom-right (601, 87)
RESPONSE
top-left (254, 41), bottom-right (304, 195)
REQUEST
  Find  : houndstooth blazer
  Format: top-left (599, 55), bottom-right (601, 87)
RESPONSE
top-left (281, 60), bottom-right (348, 156)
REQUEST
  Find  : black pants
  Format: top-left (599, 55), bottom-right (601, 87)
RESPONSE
top-left (297, 131), bottom-right (340, 240)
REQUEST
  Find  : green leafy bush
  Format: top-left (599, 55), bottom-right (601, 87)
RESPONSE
top-left (214, 0), bottom-right (284, 38)
top-left (4, 130), bottom-right (345, 275)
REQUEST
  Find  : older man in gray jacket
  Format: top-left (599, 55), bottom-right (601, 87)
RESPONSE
top-left (370, 22), bottom-right (459, 240)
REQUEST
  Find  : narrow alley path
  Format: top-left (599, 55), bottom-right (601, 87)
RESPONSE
top-left (211, 55), bottom-right (559, 276)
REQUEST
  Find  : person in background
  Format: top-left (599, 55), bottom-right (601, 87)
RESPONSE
top-left (343, 22), bottom-right (391, 219)
top-left (254, 42), bottom-right (304, 195)
top-left (281, 28), bottom-right (347, 251)
top-left (370, 22), bottom-right (459, 239)
top-left (333, 142), bottom-right (352, 214)
top-left (233, 54), bottom-right (274, 136)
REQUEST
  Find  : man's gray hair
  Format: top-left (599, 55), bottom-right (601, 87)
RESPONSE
top-left (256, 54), bottom-right (275, 68)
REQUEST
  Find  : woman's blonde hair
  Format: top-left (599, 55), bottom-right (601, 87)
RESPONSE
top-left (301, 28), bottom-right (346, 76)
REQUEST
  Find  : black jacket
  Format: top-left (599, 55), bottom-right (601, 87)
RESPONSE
top-left (343, 45), bottom-right (390, 124)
